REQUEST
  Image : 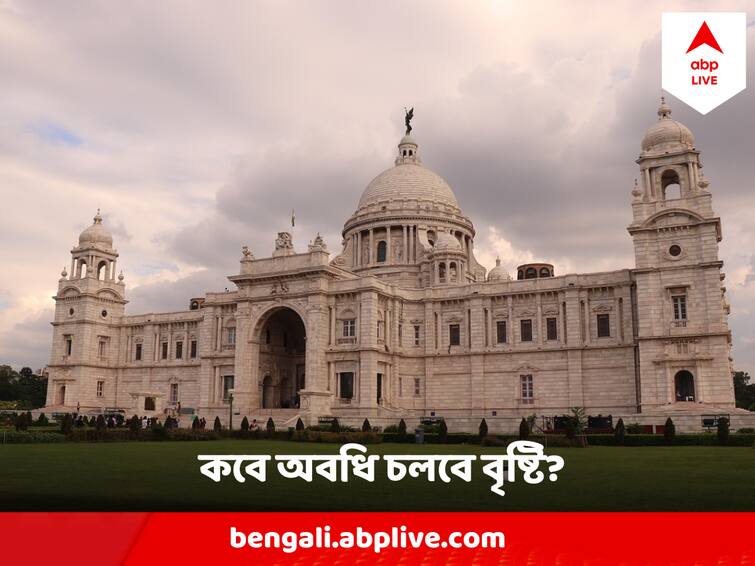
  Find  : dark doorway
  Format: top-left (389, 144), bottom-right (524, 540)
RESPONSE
top-left (376, 373), bottom-right (383, 404)
top-left (675, 370), bottom-right (695, 402)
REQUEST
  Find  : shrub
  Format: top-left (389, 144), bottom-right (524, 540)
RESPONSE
top-left (626, 422), bottom-right (643, 434)
top-left (398, 418), bottom-right (407, 439)
top-left (37, 413), bottom-right (49, 426)
top-left (614, 418), bottom-right (626, 444)
top-left (25, 411), bottom-right (33, 426)
top-left (213, 416), bottom-right (222, 431)
top-left (1, 431), bottom-right (67, 444)
top-left (383, 424), bottom-right (399, 433)
top-left (737, 427), bottom-right (754, 433)
top-left (330, 417), bottom-right (340, 433)
top-left (438, 419), bottom-right (448, 443)
top-left (241, 416), bottom-right (249, 431)
top-left (266, 417), bottom-right (275, 436)
top-left (296, 418), bottom-right (305, 431)
top-left (150, 422), bottom-right (169, 441)
top-left (96, 414), bottom-right (106, 432)
top-left (717, 417), bottom-right (730, 445)
top-left (518, 417), bottom-right (529, 440)
top-left (292, 430), bottom-right (382, 444)
top-left (128, 415), bottom-right (141, 434)
top-left (663, 418), bottom-right (676, 445)
top-left (15, 412), bottom-right (28, 431)
top-left (192, 416), bottom-right (200, 430)
top-left (479, 418), bottom-right (488, 440)
top-left (61, 413), bottom-right (73, 434)
top-left (362, 418), bottom-right (371, 432)
top-left (565, 417), bottom-right (577, 439)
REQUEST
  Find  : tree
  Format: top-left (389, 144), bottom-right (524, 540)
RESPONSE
top-left (213, 416), bottom-right (222, 431)
top-left (733, 371), bottom-right (755, 410)
top-left (95, 414), bottom-right (106, 432)
top-left (614, 418), bottom-right (626, 444)
top-left (15, 412), bottom-right (28, 431)
top-left (664, 417), bottom-right (676, 445)
top-left (438, 419), bottom-right (448, 443)
top-left (398, 418), bottom-right (407, 440)
top-left (361, 418), bottom-right (371, 432)
top-left (518, 417), bottom-right (529, 440)
top-left (717, 416), bottom-right (730, 445)
top-left (266, 417), bottom-right (275, 436)
top-left (61, 413), bottom-right (73, 434)
top-left (296, 418), bottom-right (305, 431)
top-left (37, 413), bottom-right (49, 426)
top-left (128, 415), bottom-right (140, 434)
top-left (330, 417), bottom-right (340, 433)
top-left (479, 418), bottom-right (488, 439)
top-left (240, 416), bottom-right (249, 431)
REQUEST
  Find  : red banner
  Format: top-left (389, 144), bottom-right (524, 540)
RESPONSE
top-left (1, 512), bottom-right (753, 565)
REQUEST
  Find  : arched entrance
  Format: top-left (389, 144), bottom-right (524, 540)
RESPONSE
top-left (258, 307), bottom-right (306, 409)
top-left (675, 370), bottom-right (695, 402)
top-left (57, 385), bottom-right (66, 405)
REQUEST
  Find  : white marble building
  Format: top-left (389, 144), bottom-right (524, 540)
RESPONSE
top-left (44, 100), bottom-right (754, 432)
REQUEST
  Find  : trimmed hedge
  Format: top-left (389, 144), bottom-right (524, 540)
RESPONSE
top-left (65, 428), bottom-right (221, 442)
top-left (583, 433), bottom-right (755, 447)
top-left (291, 430), bottom-right (382, 444)
top-left (1, 431), bottom-right (68, 444)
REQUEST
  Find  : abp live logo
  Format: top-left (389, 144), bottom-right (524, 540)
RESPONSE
top-left (662, 12), bottom-right (746, 114)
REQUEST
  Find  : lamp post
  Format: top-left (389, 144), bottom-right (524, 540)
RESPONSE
top-left (228, 391), bottom-right (234, 431)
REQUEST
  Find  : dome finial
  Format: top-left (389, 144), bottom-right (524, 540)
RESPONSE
top-left (93, 208), bottom-right (103, 224)
top-left (495, 256), bottom-right (501, 266)
top-left (658, 96), bottom-right (672, 120)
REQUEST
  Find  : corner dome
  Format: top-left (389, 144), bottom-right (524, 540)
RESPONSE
top-left (78, 210), bottom-right (113, 248)
top-left (433, 231), bottom-right (463, 252)
top-left (487, 258), bottom-right (510, 282)
top-left (357, 135), bottom-right (459, 211)
top-left (641, 98), bottom-right (695, 154)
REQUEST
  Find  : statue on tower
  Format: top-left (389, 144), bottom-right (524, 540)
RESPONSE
top-left (404, 107), bottom-right (414, 135)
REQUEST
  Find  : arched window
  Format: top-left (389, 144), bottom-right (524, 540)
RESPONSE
top-left (438, 262), bottom-right (446, 282)
top-left (377, 241), bottom-right (387, 263)
top-left (662, 170), bottom-right (681, 200)
top-left (540, 267), bottom-right (551, 278)
top-left (517, 269), bottom-right (524, 280)
top-left (449, 262), bottom-right (457, 282)
top-left (79, 260), bottom-right (87, 278)
top-left (674, 370), bottom-right (695, 402)
top-left (97, 260), bottom-right (108, 281)
top-left (525, 267), bottom-right (537, 279)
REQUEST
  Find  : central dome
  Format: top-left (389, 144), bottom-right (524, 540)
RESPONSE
top-left (356, 135), bottom-right (460, 212)
top-left (358, 163), bottom-right (460, 210)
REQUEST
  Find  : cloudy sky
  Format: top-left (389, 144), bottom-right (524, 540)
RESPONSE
top-left (1, 0), bottom-right (754, 374)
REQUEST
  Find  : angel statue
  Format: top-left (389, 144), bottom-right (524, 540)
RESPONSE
top-left (404, 107), bottom-right (414, 135)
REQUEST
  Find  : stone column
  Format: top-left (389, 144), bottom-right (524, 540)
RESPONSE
top-left (402, 225), bottom-right (408, 263)
top-left (487, 305), bottom-right (493, 347)
top-left (231, 303), bottom-right (253, 413)
top-left (386, 225), bottom-right (391, 263)
top-left (357, 232), bottom-right (362, 266)
top-left (369, 228), bottom-right (374, 265)
top-left (583, 298), bottom-right (591, 345)
top-left (536, 294), bottom-right (543, 346)
top-left (329, 305), bottom-right (336, 346)
top-left (507, 296), bottom-right (514, 344)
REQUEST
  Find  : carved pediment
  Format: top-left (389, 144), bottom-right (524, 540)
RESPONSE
top-left (591, 304), bottom-right (613, 312)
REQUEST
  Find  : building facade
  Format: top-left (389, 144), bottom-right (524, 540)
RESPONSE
top-left (45, 100), bottom-right (752, 432)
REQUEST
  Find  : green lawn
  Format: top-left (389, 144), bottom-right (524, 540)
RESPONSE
top-left (1, 441), bottom-right (753, 511)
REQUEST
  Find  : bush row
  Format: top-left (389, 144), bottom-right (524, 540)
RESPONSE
top-left (290, 430), bottom-right (382, 444)
top-left (0, 431), bottom-right (68, 444)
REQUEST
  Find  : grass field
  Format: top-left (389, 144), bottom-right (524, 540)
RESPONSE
top-left (1, 440), bottom-right (753, 511)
